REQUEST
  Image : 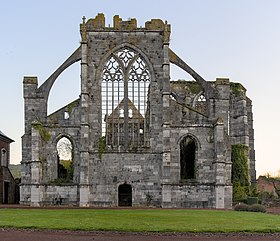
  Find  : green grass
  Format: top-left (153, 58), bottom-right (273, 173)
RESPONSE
top-left (0, 209), bottom-right (279, 233)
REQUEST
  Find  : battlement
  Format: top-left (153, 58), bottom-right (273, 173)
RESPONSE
top-left (81, 13), bottom-right (169, 32)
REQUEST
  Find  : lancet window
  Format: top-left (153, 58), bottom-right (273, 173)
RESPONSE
top-left (101, 48), bottom-right (150, 149)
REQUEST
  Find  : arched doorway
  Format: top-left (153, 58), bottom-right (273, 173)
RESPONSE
top-left (118, 183), bottom-right (132, 207)
top-left (180, 136), bottom-right (197, 180)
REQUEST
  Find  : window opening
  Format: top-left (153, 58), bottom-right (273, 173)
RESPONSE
top-left (102, 48), bottom-right (150, 149)
top-left (128, 109), bottom-right (133, 118)
top-left (195, 93), bottom-right (207, 115)
top-left (64, 111), bottom-right (70, 120)
top-left (3, 182), bottom-right (9, 204)
top-left (180, 136), bottom-right (196, 180)
top-left (56, 137), bottom-right (73, 182)
top-left (119, 108), bottom-right (124, 118)
top-left (1, 148), bottom-right (7, 167)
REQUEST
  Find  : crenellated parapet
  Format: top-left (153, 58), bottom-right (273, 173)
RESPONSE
top-left (80, 13), bottom-right (170, 32)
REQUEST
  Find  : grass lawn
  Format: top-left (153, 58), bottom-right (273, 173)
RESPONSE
top-left (0, 208), bottom-right (279, 233)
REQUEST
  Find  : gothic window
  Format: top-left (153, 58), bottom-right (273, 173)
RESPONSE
top-left (180, 136), bottom-right (197, 180)
top-left (102, 48), bottom-right (150, 149)
top-left (1, 148), bottom-right (7, 167)
top-left (56, 137), bottom-right (73, 181)
top-left (195, 93), bottom-right (208, 115)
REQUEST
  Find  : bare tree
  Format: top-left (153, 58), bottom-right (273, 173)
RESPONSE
top-left (265, 173), bottom-right (280, 198)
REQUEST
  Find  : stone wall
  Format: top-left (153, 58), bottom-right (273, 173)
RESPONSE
top-left (21, 14), bottom-right (255, 209)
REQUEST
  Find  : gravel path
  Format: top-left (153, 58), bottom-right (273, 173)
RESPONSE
top-left (1, 229), bottom-right (280, 241)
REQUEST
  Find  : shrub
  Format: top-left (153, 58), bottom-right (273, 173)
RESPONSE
top-left (234, 203), bottom-right (249, 212)
top-left (231, 144), bottom-right (250, 202)
top-left (248, 204), bottom-right (266, 213)
top-left (234, 203), bottom-right (266, 213)
top-left (247, 197), bottom-right (258, 205)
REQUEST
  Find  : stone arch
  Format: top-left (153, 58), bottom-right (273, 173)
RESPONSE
top-left (179, 135), bottom-right (199, 180)
top-left (177, 133), bottom-right (201, 149)
top-left (55, 134), bottom-right (75, 181)
top-left (118, 183), bottom-right (132, 207)
top-left (168, 48), bottom-right (216, 99)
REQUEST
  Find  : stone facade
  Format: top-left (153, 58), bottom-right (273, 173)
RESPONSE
top-left (0, 131), bottom-right (17, 204)
top-left (21, 14), bottom-right (256, 208)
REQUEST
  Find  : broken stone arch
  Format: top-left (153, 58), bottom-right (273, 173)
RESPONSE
top-left (39, 47), bottom-right (81, 108)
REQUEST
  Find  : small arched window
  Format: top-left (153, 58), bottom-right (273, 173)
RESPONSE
top-left (1, 148), bottom-right (7, 167)
top-left (195, 93), bottom-right (208, 115)
top-left (180, 136), bottom-right (197, 180)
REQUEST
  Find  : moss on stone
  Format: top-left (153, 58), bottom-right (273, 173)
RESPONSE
top-left (230, 82), bottom-right (246, 97)
top-left (67, 99), bottom-right (79, 114)
top-left (170, 81), bottom-right (203, 94)
top-left (23, 76), bottom-right (38, 84)
top-left (32, 121), bottom-right (51, 143)
top-left (186, 82), bottom-right (203, 94)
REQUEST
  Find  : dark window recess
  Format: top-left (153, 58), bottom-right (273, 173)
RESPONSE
top-left (180, 136), bottom-right (196, 180)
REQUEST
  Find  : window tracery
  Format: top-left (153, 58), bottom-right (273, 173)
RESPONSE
top-left (195, 93), bottom-right (208, 115)
top-left (102, 48), bottom-right (150, 149)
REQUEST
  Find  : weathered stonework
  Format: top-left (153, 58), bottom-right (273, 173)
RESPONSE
top-left (21, 14), bottom-right (256, 208)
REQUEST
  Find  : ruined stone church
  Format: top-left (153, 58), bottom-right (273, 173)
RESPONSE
top-left (21, 14), bottom-right (256, 208)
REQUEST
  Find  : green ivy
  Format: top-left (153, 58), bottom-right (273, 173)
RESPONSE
top-left (187, 82), bottom-right (203, 94)
top-left (32, 121), bottom-right (51, 142)
top-left (230, 83), bottom-right (246, 97)
top-left (67, 99), bottom-right (79, 114)
top-left (231, 144), bottom-right (250, 201)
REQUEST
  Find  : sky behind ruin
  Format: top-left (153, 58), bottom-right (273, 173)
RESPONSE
top-left (1, 0), bottom-right (280, 176)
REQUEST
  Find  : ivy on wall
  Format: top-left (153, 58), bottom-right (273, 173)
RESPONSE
top-left (231, 144), bottom-right (250, 201)
top-left (230, 82), bottom-right (246, 97)
top-left (31, 121), bottom-right (51, 143)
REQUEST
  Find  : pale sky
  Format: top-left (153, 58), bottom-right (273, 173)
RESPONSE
top-left (1, 0), bottom-right (279, 176)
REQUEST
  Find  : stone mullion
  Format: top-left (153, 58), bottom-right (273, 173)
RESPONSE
top-left (124, 72), bottom-right (129, 150)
